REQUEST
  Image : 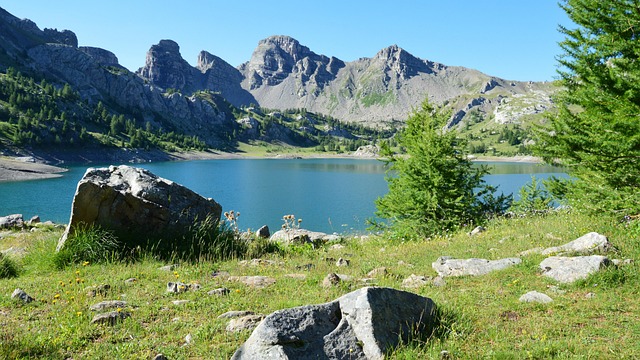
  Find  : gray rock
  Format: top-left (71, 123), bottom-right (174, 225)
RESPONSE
top-left (227, 315), bottom-right (265, 333)
top-left (335, 258), bottom-right (350, 267)
top-left (255, 225), bottom-right (270, 239)
top-left (585, 292), bottom-right (596, 299)
top-left (322, 273), bottom-right (341, 287)
top-left (366, 267), bottom-right (388, 278)
top-left (519, 247), bottom-right (544, 256)
top-left (11, 288), bottom-right (34, 303)
top-left (208, 287), bottom-right (230, 296)
top-left (519, 291), bottom-right (553, 304)
top-left (432, 276), bottom-right (447, 287)
top-left (469, 226), bottom-right (485, 236)
top-left (239, 259), bottom-right (282, 267)
top-left (90, 300), bottom-right (127, 311)
top-left (167, 282), bottom-right (190, 293)
top-left (86, 284), bottom-right (111, 297)
top-left (402, 274), bottom-right (430, 289)
top-left (270, 229), bottom-right (335, 245)
top-left (91, 311), bottom-right (131, 325)
top-left (27, 215), bottom-right (40, 226)
top-left (612, 258), bottom-right (634, 266)
top-left (432, 257), bottom-right (522, 277)
top-left (152, 354), bottom-right (168, 360)
top-left (218, 311), bottom-right (255, 319)
top-left (228, 276), bottom-right (276, 288)
top-left (0, 214), bottom-right (24, 229)
top-left (540, 256), bottom-right (612, 283)
top-left (231, 287), bottom-right (437, 360)
top-left (58, 165), bottom-right (222, 253)
top-left (159, 264), bottom-right (179, 271)
top-left (284, 274), bottom-right (307, 280)
top-left (172, 300), bottom-right (190, 306)
top-left (124, 278), bottom-right (137, 284)
top-left (541, 232), bottom-right (612, 256)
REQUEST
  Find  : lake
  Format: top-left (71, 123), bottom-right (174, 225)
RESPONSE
top-left (0, 159), bottom-right (564, 234)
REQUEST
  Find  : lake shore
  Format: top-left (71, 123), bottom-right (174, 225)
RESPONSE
top-left (0, 149), bottom-right (541, 182)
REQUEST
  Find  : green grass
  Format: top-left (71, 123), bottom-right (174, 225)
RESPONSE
top-left (1, 211), bottom-right (638, 359)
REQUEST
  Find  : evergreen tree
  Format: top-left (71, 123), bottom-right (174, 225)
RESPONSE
top-left (375, 100), bottom-right (508, 238)
top-left (535, 0), bottom-right (640, 214)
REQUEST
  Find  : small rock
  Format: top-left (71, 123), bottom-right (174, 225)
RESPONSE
top-left (519, 291), bottom-right (553, 304)
top-left (28, 215), bottom-right (40, 226)
top-left (295, 263), bottom-right (315, 271)
top-left (184, 333), bottom-right (193, 345)
top-left (402, 274), bottom-right (430, 289)
top-left (218, 310), bottom-right (255, 319)
top-left (152, 354), bottom-right (168, 360)
top-left (329, 244), bottom-right (345, 251)
top-left (255, 225), bottom-right (270, 239)
top-left (239, 259), bottom-right (282, 267)
top-left (547, 285), bottom-right (566, 294)
top-left (336, 258), bottom-right (350, 267)
top-left (208, 287), bottom-right (230, 296)
top-left (11, 288), bottom-right (34, 303)
top-left (90, 311), bottom-right (130, 325)
top-left (585, 292), bottom-right (596, 299)
top-left (172, 300), bottom-right (190, 306)
top-left (519, 247), bottom-right (544, 256)
top-left (469, 226), bottom-right (485, 236)
top-left (366, 267), bottom-right (388, 278)
top-left (360, 278), bottom-right (377, 284)
top-left (211, 270), bottom-right (230, 279)
top-left (89, 300), bottom-right (127, 311)
top-left (124, 278), bottom-right (137, 284)
top-left (167, 282), bottom-right (190, 293)
top-left (86, 284), bottom-right (111, 297)
top-left (612, 258), bottom-right (634, 266)
top-left (190, 283), bottom-right (202, 291)
top-left (322, 273), bottom-right (341, 287)
top-left (159, 264), bottom-right (178, 271)
top-left (440, 350), bottom-right (452, 359)
top-left (336, 274), bottom-right (353, 281)
top-left (226, 315), bottom-right (264, 333)
top-left (432, 276), bottom-right (446, 287)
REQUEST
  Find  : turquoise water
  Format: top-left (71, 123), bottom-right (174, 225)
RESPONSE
top-left (0, 159), bottom-right (564, 234)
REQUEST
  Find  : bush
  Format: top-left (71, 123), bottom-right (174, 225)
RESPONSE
top-left (0, 253), bottom-right (19, 278)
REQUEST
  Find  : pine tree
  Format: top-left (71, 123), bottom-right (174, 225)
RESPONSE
top-left (535, 0), bottom-right (640, 215)
top-left (375, 100), bottom-right (508, 238)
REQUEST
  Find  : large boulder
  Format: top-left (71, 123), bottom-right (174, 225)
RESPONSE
top-left (231, 287), bottom-right (436, 359)
top-left (58, 165), bottom-right (222, 251)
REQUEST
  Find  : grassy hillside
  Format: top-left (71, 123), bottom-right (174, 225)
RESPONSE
top-left (1, 211), bottom-right (638, 359)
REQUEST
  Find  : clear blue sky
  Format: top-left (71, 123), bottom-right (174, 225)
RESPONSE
top-left (3, 1), bottom-right (570, 82)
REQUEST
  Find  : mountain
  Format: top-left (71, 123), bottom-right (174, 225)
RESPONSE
top-left (0, 6), bottom-right (554, 159)
top-left (137, 34), bottom-right (555, 128)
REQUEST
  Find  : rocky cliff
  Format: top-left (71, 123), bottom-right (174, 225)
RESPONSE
top-left (0, 8), bottom-right (238, 147)
top-left (136, 34), bottom-right (554, 128)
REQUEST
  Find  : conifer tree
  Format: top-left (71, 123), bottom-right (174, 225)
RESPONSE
top-left (536, 0), bottom-right (640, 214)
top-left (375, 100), bottom-right (508, 238)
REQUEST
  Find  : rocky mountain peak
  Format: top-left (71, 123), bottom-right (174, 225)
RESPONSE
top-left (197, 50), bottom-right (227, 72)
top-left (137, 39), bottom-right (200, 92)
top-left (374, 44), bottom-right (435, 79)
top-left (258, 35), bottom-right (311, 62)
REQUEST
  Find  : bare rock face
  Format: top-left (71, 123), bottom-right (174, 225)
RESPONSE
top-left (231, 287), bottom-right (436, 360)
top-left (137, 39), bottom-right (202, 93)
top-left (79, 46), bottom-right (120, 66)
top-left (58, 165), bottom-right (222, 252)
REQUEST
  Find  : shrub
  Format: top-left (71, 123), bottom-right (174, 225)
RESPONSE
top-left (0, 253), bottom-right (19, 278)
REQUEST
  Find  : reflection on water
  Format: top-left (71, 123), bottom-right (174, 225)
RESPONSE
top-left (0, 159), bottom-right (566, 234)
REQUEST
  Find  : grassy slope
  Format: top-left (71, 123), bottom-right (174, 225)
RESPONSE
top-left (0, 212), bottom-right (638, 359)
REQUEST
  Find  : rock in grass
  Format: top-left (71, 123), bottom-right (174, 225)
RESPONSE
top-left (366, 267), bottom-right (388, 278)
top-left (218, 310), bottom-right (255, 319)
top-left (256, 225), bottom-right (270, 239)
top-left (91, 311), bottom-right (130, 325)
top-left (432, 257), bottom-right (522, 277)
top-left (519, 291), bottom-right (553, 304)
top-left (167, 282), bottom-right (191, 293)
top-left (57, 165), bottom-right (222, 253)
top-left (231, 287), bottom-right (437, 360)
top-left (226, 315), bottom-right (265, 333)
top-left (540, 256), bottom-right (612, 283)
top-left (208, 287), bottom-right (230, 296)
top-left (0, 214), bottom-right (24, 229)
top-left (11, 288), bottom-right (34, 303)
top-left (402, 274), bottom-right (430, 289)
top-left (89, 300), bottom-right (127, 311)
top-left (322, 273), bottom-right (341, 287)
top-left (541, 232), bottom-right (612, 256)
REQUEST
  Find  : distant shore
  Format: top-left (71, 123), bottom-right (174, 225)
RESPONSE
top-left (0, 150), bottom-right (541, 183)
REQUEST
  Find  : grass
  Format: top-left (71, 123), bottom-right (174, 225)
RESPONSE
top-left (0, 211), bottom-right (638, 359)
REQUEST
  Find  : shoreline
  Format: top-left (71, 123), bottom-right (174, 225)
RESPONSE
top-left (0, 149), bottom-right (542, 183)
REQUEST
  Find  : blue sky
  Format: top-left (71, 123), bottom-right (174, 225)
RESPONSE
top-left (3, 1), bottom-right (570, 81)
